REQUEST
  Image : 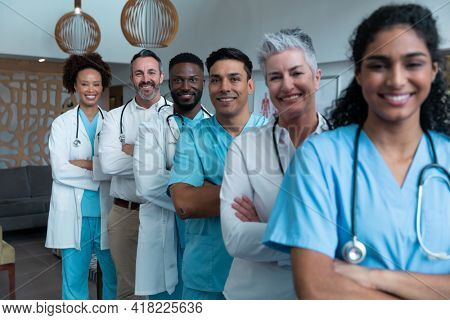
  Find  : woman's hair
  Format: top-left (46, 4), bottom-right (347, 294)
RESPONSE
top-left (328, 4), bottom-right (449, 135)
top-left (63, 52), bottom-right (112, 94)
top-left (257, 27), bottom-right (318, 77)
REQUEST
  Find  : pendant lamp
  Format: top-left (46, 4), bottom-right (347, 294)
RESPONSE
top-left (121, 0), bottom-right (179, 48)
top-left (55, 0), bottom-right (101, 54)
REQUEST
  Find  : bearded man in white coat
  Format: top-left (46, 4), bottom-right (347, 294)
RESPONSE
top-left (133, 53), bottom-right (210, 299)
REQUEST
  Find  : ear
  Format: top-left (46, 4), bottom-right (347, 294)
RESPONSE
top-left (431, 62), bottom-right (439, 82)
top-left (314, 68), bottom-right (322, 91)
top-left (247, 78), bottom-right (255, 95)
top-left (355, 66), bottom-right (362, 85)
top-left (159, 72), bottom-right (164, 84)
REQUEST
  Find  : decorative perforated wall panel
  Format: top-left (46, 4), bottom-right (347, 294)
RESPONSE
top-left (0, 70), bottom-right (71, 168)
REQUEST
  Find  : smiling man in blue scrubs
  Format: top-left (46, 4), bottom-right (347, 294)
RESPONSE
top-left (169, 48), bottom-right (267, 300)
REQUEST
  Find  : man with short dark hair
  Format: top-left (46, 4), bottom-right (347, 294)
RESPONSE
top-left (133, 52), bottom-right (211, 299)
top-left (99, 49), bottom-right (171, 299)
top-left (168, 48), bottom-right (268, 300)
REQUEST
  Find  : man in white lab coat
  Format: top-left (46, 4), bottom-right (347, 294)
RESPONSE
top-left (98, 49), bottom-right (171, 299)
top-left (133, 53), bottom-right (211, 299)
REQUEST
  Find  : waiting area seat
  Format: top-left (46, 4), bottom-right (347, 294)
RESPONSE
top-left (0, 225), bottom-right (15, 299)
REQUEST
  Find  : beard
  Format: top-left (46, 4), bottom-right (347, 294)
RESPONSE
top-left (135, 80), bottom-right (160, 101)
top-left (171, 89), bottom-right (203, 113)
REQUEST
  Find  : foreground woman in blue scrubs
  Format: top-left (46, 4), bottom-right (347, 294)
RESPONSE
top-left (46, 53), bottom-right (117, 299)
top-left (264, 4), bottom-right (449, 299)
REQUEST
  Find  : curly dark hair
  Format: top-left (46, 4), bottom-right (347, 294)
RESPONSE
top-left (62, 52), bottom-right (112, 94)
top-left (328, 4), bottom-right (449, 135)
top-left (206, 48), bottom-right (253, 79)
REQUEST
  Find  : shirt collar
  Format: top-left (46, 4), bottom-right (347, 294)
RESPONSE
top-left (131, 96), bottom-right (165, 111)
top-left (275, 112), bottom-right (328, 144)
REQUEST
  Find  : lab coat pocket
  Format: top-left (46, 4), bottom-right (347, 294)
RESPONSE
top-left (182, 234), bottom-right (214, 291)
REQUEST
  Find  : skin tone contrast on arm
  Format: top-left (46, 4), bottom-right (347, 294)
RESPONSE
top-left (291, 248), bottom-right (399, 299)
top-left (170, 181), bottom-right (221, 219)
top-left (334, 260), bottom-right (450, 299)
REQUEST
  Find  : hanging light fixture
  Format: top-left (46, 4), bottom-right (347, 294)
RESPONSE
top-left (121, 0), bottom-right (179, 48)
top-left (54, 0), bottom-right (101, 54)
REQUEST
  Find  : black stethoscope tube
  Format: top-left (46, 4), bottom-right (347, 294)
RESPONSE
top-left (74, 106), bottom-right (104, 147)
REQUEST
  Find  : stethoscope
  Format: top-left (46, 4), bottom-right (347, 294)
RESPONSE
top-left (272, 114), bottom-right (331, 174)
top-left (73, 106), bottom-right (104, 147)
top-left (342, 125), bottom-right (450, 264)
top-left (164, 106), bottom-right (212, 142)
top-left (118, 97), bottom-right (171, 143)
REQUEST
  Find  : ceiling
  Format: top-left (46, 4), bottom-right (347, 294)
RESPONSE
top-left (1, 0), bottom-right (449, 73)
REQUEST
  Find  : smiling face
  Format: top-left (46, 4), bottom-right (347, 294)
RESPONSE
top-left (356, 25), bottom-right (438, 126)
top-left (74, 68), bottom-right (103, 108)
top-left (208, 59), bottom-right (254, 118)
top-left (265, 49), bottom-right (320, 121)
top-left (169, 62), bottom-right (204, 113)
top-left (130, 56), bottom-right (164, 105)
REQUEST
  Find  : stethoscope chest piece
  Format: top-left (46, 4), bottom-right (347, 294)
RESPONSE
top-left (342, 237), bottom-right (367, 264)
top-left (119, 134), bottom-right (125, 143)
top-left (73, 138), bottom-right (81, 147)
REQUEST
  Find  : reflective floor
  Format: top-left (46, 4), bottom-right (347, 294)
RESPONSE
top-left (1, 227), bottom-right (96, 300)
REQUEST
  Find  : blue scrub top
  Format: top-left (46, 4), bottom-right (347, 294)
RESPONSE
top-left (173, 109), bottom-right (207, 249)
top-left (79, 109), bottom-right (101, 218)
top-left (169, 113), bottom-right (267, 292)
top-left (264, 125), bottom-right (450, 273)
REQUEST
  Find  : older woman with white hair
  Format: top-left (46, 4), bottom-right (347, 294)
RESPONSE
top-left (220, 28), bottom-right (331, 299)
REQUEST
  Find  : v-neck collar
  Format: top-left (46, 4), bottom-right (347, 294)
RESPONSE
top-left (359, 128), bottom-right (427, 192)
top-left (213, 114), bottom-right (254, 138)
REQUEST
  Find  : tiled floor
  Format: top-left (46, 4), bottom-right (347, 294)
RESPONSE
top-left (1, 227), bottom-right (96, 300)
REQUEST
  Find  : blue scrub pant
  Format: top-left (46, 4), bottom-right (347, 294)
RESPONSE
top-left (61, 217), bottom-right (117, 300)
top-left (182, 287), bottom-right (225, 300)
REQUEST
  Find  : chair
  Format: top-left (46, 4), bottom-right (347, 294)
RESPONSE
top-left (0, 225), bottom-right (15, 299)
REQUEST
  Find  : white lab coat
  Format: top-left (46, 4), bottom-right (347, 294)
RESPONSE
top-left (99, 97), bottom-right (171, 202)
top-left (45, 107), bottom-right (112, 250)
top-left (133, 106), bottom-right (210, 295)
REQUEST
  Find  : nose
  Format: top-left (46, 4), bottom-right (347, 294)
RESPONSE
top-left (280, 75), bottom-right (294, 92)
top-left (181, 79), bottom-right (190, 91)
top-left (386, 64), bottom-right (406, 88)
top-left (219, 78), bottom-right (231, 92)
top-left (143, 73), bottom-right (152, 82)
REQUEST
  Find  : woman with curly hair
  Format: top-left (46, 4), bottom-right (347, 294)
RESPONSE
top-left (264, 4), bottom-right (449, 299)
top-left (46, 53), bottom-right (117, 299)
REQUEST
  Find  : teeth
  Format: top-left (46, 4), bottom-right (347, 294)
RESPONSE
top-left (383, 94), bottom-right (410, 103)
top-left (384, 94), bottom-right (410, 101)
top-left (218, 97), bottom-right (235, 102)
top-left (280, 94), bottom-right (302, 102)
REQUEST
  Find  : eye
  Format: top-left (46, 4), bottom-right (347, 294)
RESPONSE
top-left (406, 61), bottom-right (425, 69)
top-left (267, 74), bottom-right (281, 82)
top-left (210, 78), bottom-right (219, 84)
top-left (190, 77), bottom-right (198, 83)
top-left (173, 78), bottom-right (182, 84)
top-left (230, 76), bottom-right (240, 82)
top-left (367, 63), bottom-right (386, 71)
top-left (291, 71), bottom-right (303, 77)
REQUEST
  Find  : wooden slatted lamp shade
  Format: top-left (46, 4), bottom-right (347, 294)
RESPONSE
top-left (54, 0), bottom-right (101, 54)
top-left (121, 0), bottom-right (179, 48)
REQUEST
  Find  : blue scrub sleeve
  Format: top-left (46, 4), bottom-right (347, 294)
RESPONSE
top-left (263, 140), bottom-right (339, 258)
top-left (169, 126), bottom-right (205, 187)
